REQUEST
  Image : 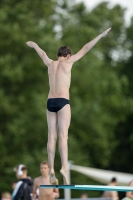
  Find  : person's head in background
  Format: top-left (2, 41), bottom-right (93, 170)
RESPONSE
top-left (109, 177), bottom-right (117, 185)
top-left (128, 179), bottom-right (133, 186)
top-left (14, 164), bottom-right (28, 179)
top-left (1, 192), bottom-right (11, 200)
top-left (80, 193), bottom-right (88, 199)
top-left (40, 161), bottom-right (49, 177)
top-left (12, 181), bottom-right (17, 190)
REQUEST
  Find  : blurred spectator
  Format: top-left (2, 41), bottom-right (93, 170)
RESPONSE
top-left (12, 181), bottom-right (17, 190)
top-left (80, 193), bottom-right (88, 199)
top-left (32, 161), bottom-right (59, 200)
top-left (101, 177), bottom-right (119, 200)
top-left (12, 164), bottom-right (33, 200)
top-left (1, 192), bottom-right (11, 200)
top-left (122, 179), bottom-right (133, 200)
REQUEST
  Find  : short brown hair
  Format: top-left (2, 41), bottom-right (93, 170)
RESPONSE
top-left (57, 46), bottom-right (72, 57)
top-left (40, 161), bottom-right (49, 166)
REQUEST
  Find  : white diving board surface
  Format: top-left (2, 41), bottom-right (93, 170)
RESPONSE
top-left (40, 185), bottom-right (133, 192)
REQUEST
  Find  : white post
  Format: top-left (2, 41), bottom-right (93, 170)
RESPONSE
top-left (64, 161), bottom-right (72, 200)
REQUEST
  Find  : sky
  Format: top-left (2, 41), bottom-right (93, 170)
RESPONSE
top-left (76, 0), bottom-right (133, 25)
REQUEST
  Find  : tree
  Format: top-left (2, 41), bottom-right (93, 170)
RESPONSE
top-left (57, 1), bottom-right (132, 170)
top-left (110, 16), bottom-right (133, 173)
top-left (0, 0), bottom-right (59, 194)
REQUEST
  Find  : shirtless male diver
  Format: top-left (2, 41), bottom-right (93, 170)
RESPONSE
top-left (26, 27), bottom-right (111, 185)
top-left (32, 161), bottom-right (59, 200)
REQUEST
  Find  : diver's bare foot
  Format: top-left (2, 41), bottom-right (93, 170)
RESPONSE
top-left (49, 172), bottom-right (58, 185)
top-left (60, 169), bottom-right (68, 185)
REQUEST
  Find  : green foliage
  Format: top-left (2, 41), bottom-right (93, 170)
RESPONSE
top-left (0, 0), bottom-right (58, 195)
top-left (110, 15), bottom-right (133, 173)
top-left (0, 0), bottom-right (133, 198)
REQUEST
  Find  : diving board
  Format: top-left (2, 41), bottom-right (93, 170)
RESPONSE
top-left (40, 185), bottom-right (133, 192)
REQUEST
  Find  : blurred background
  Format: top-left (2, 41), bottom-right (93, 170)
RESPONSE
top-left (0, 0), bottom-right (133, 199)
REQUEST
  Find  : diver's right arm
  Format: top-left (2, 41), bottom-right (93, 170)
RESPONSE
top-left (26, 41), bottom-right (53, 66)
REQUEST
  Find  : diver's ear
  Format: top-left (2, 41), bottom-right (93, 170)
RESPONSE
top-left (67, 54), bottom-right (71, 59)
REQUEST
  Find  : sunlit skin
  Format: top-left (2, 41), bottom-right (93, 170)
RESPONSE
top-left (126, 180), bottom-right (133, 199)
top-left (102, 179), bottom-right (119, 200)
top-left (26, 27), bottom-right (111, 184)
top-left (32, 163), bottom-right (59, 200)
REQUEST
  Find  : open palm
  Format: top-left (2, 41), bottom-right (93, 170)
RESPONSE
top-left (26, 41), bottom-right (35, 48)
